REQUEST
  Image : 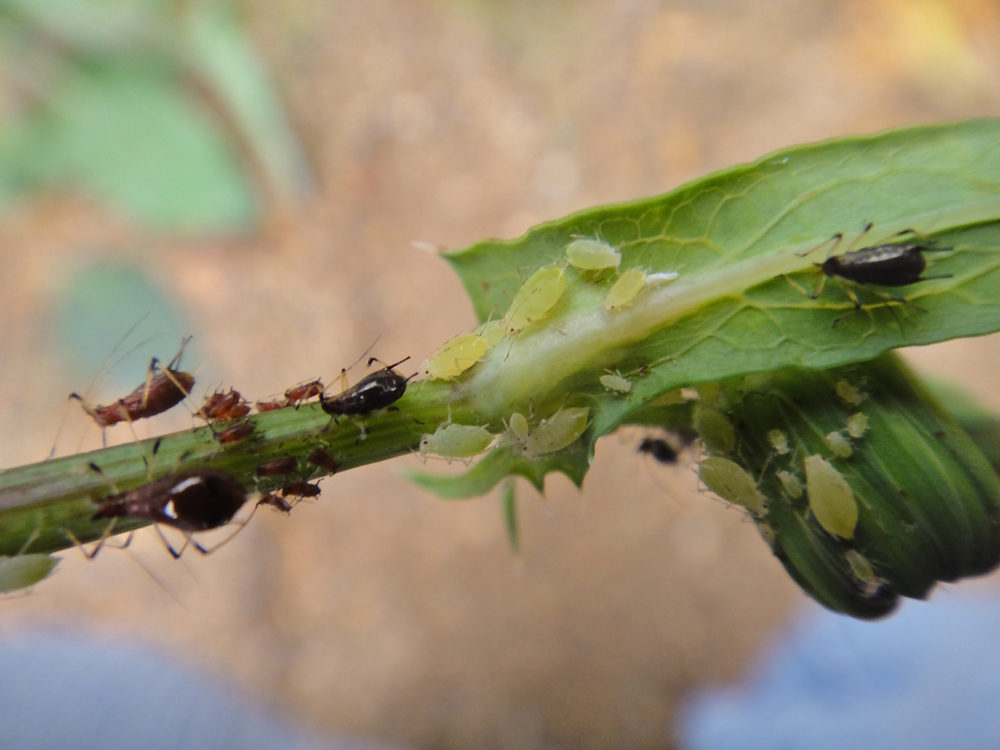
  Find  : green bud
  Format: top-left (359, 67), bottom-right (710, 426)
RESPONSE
top-left (695, 353), bottom-right (1000, 620)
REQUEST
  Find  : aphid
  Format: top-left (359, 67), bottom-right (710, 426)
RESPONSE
top-left (599, 373), bottom-right (631, 394)
top-left (844, 549), bottom-right (882, 596)
top-left (801, 224), bottom-right (951, 310)
top-left (475, 319), bottom-right (507, 346)
top-left (281, 481), bottom-right (321, 499)
top-left (825, 430), bottom-right (853, 459)
top-left (284, 379), bottom-right (324, 407)
top-left (504, 265), bottom-right (566, 333)
top-left (90, 468), bottom-right (249, 558)
top-left (768, 429), bottom-right (790, 455)
top-left (846, 412), bottom-right (868, 439)
top-left (420, 333), bottom-right (491, 380)
top-left (698, 457), bottom-right (765, 515)
top-left (257, 493), bottom-right (293, 514)
top-left (693, 405), bottom-right (735, 455)
top-left (638, 437), bottom-right (678, 465)
top-left (775, 469), bottom-right (803, 499)
top-left (215, 422), bottom-right (255, 445)
top-left (804, 454), bottom-right (858, 539)
top-left (256, 457), bottom-right (298, 477)
top-left (564, 237), bottom-right (621, 271)
top-left (603, 268), bottom-right (678, 312)
top-left (306, 447), bottom-right (340, 473)
top-left (197, 388), bottom-right (251, 422)
top-left (507, 407), bottom-right (590, 457)
top-left (603, 268), bottom-right (646, 311)
top-left (255, 398), bottom-right (285, 412)
top-left (419, 423), bottom-right (494, 459)
top-left (70, 336), bottom-right (195, 429)
top-left (319, 357), bottom-right (412, 417)
top-left (835, 380), bottom-right (865, 407)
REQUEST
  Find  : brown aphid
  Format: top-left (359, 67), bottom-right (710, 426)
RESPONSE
top-left (89, 467), bottom-right (249, 558)
top-left (70, 337), bottom-right (195, 428)
top-left (215, 422), bottom-right (255, 445)
top-left (281, 481), bottom-right (321, 499)
top-left (257, 492), bottom-right (293, 514)
top-left (255, 398), bottom-right (284, 413)
top-left (198, 388), bottom-right (251, 422)
top-left (306, 447), bottom-right (340, 474)
top-left (283, 379), bottom-right (324, 407)
top-left (256, 456), bottom-right (298, 477)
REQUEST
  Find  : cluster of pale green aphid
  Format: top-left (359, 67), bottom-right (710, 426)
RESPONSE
top-left (417, 237), bottom-right (679, 461)
top-left (696, 379), bottom-right (879, 593)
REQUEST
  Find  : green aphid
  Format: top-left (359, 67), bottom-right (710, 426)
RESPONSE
top-left (506, 407), bottom-right (590, 457)
top-left (804, 454), bottom-right (858, 539)
top-left (776, 469), bottom-right (803, 499)
top-left (603, 268), bottom-right (646, 311)
top-left (419, 423), bottom-right (494, 460)
top-left (565, 238), bottom-right (621, 271)
top-left (599, 373), bottom-right (631, 394)
top-left (505, 265), bottom-right (567, 333)
top-left (846, 412), bottom-right (868, 439)
top-left (699, 457), bottom-right (765, 515)
top-left (420, 332), bottom-right (491, 380)
top-left (844, 549), bottom-right (881, 595)
top-left (835, 379), bottom-right (865, 407)
top-left (768, 429), bottom-right (790, 455)
top-left (694, 405), bottom-right (735, 455)
top-left (825, 430), bottom-right (853, 459)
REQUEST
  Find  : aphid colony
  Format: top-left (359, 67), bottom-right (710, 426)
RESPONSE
top-left (66, 340), bottom-right (415, 559)
top-left (420, 234), bottom-right (681, 386)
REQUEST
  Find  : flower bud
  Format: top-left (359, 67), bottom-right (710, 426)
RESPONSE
top-left (696, 353), bottom-right (1000, 619)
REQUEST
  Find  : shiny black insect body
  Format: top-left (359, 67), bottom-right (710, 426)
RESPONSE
top-left (320, 357), bottom-right (412, 417)
top-left (819, 241), bottom-right (948, 288)
top-left (638, 438), bottom-right (679, 465)
top-left (88, 468), bottom-right (249, 558)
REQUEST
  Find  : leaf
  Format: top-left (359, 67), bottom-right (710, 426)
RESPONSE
top-left (0, 554), bottom-right (59, 594)
top-left (445, 120), bottom-right (1000, 453)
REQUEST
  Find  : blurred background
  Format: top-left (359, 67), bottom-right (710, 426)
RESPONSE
top-left (1, 1), bottom-right (1000, 748)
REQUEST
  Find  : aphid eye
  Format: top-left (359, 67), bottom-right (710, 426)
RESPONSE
top-left (564, 238), bottom-right (621, 271)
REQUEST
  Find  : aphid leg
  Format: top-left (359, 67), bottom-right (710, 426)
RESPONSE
top-left (183, 504), bottom-right (260, 557)
top-left (796, 231), bottom-right (844, 259)
top-left (151, 523), bottom-right (185, 559)
top-left (63, 519), bottom-right (133, 561)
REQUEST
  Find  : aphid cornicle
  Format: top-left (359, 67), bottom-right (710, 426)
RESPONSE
top-left (91, 468), bottom-right (249, 558)
top-left (319, 357), bottom-right (412, 417)
top-left (70, 337), bottom-right (196, 428)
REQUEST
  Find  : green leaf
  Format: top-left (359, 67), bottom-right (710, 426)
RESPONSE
top-left (445, 120), bottom-right (1000, 453)
top-left (0, 554), bottom-right (59, 594)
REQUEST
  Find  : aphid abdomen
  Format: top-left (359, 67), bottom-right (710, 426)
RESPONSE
top-left (821, 244), bottom-right (927, 287)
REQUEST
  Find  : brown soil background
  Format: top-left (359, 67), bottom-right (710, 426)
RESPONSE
top-left (2, 2), bottom-right (1000, 748)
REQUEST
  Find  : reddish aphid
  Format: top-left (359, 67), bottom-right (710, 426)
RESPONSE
top-left (257, 492), bottom-right (293, 514)
top-left (256, 456), bottom-right (298, 477)
top-left (70, 336), bottom-right (195, 428)
top-left (86, 467), bottom-right (249, 558)
top-left (255, 399), bottom-right (284, 413)
top-left (307, 447), bottom-right (340, 474)
top-left (198, 388), bottom-right (251, 422)
top-left (281, 481), bottom-right (321, 499)
top-left (283, 379), bottom-right (324, 407)
top-left (215, 422), bottom-right (255, 445)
